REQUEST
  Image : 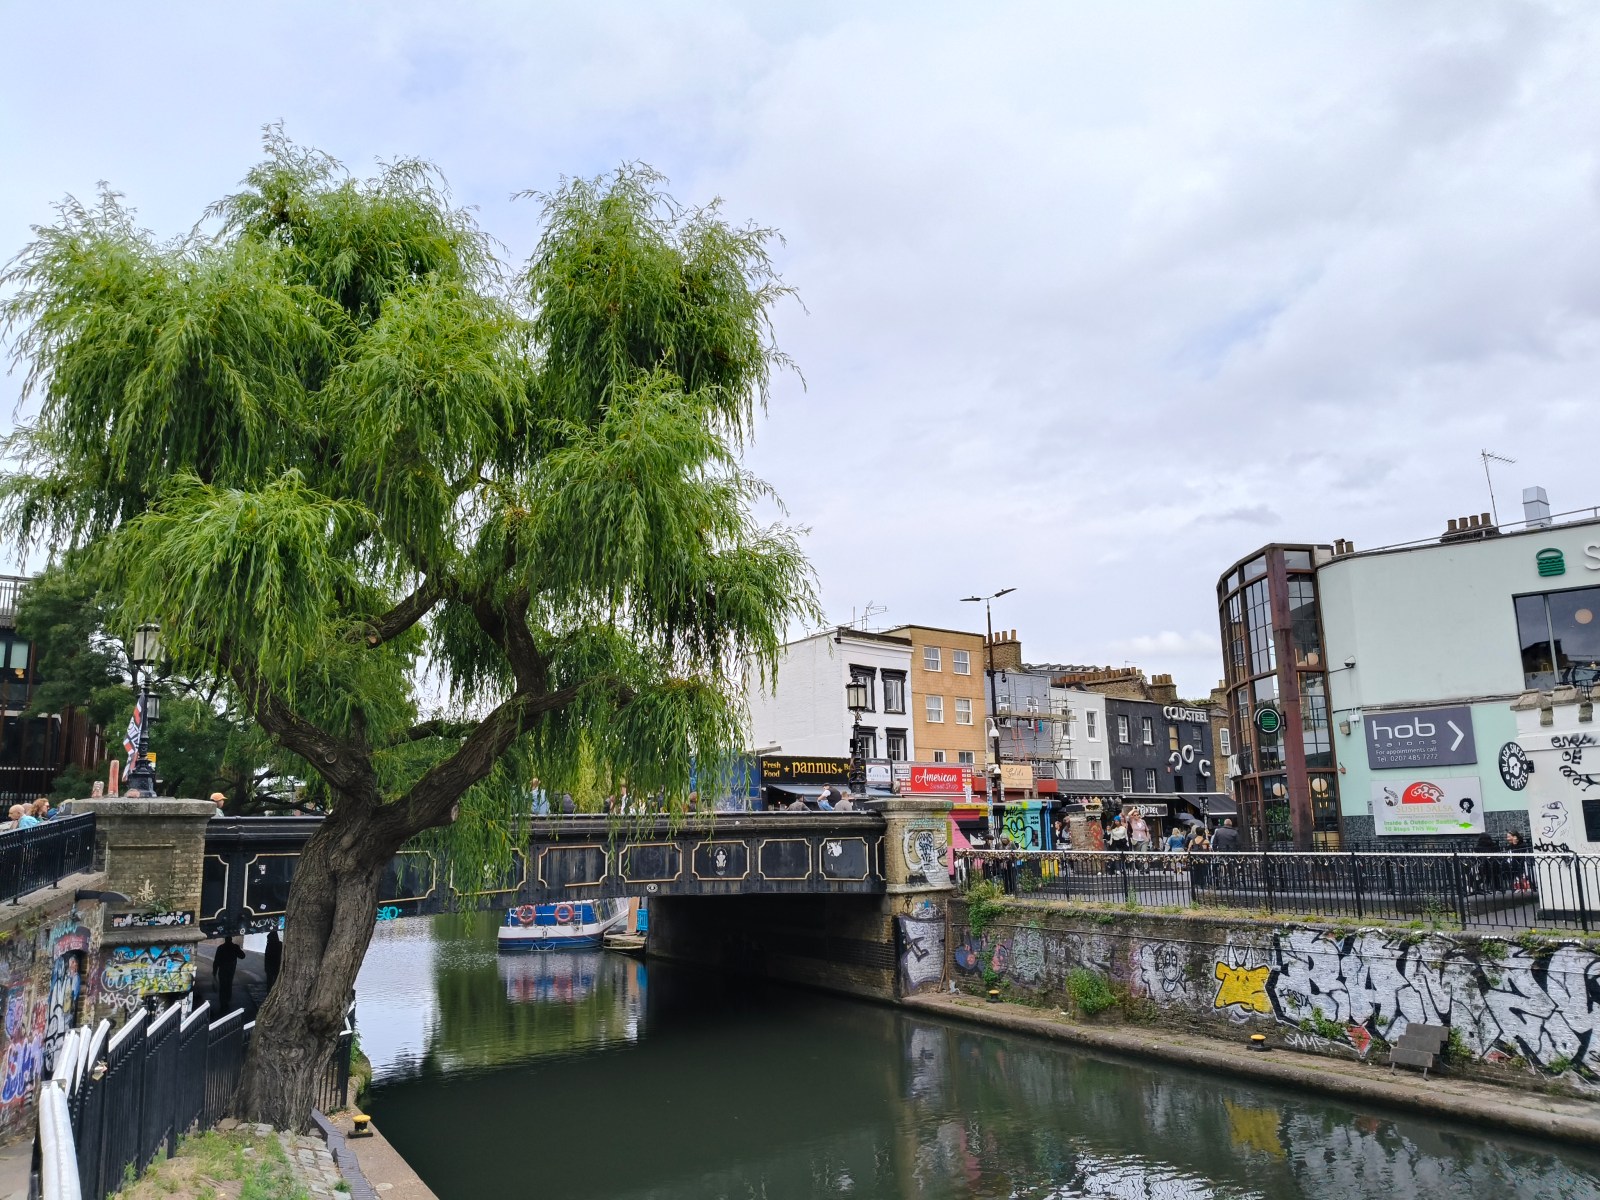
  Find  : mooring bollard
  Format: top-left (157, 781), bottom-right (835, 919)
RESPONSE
top-left (1250, 1034), bottom-right (1269, 1052)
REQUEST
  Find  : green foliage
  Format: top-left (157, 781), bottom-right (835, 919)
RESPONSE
top-left (1546, 1054), bottom-right (1574, 1075)
top-left (2, 134), bottom-right (817, 864)
top-left (1299, 1011), bottom-right (1346, 1042)
top-left (1066, 968), bottom-right (1116, 1017)
top-left (1479, 938), bottom-right (1509, 961)
top-left (1443, 1026), bottom-right (1472, 1065)
top-left (962, 877), bottom-right (1007, 938)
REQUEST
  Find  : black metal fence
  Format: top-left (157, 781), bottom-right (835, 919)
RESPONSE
top-left (0, 813), bottom-right (95, 905)
top-left (957, 849), bottom-right (1600, 932)
top-left (50, 1002), bottom-right (354, 1200)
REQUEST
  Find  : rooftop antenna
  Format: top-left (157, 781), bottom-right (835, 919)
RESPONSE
top-left (1481, 449), bottom-right (1515, 526)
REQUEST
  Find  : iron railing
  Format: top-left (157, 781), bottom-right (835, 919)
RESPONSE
top-left (0, 813), bottom-right (95, 906)
top-left (957, 848), bottom-right (1600, 932)
top-left (40, 1002), bottom-right (355, 1200)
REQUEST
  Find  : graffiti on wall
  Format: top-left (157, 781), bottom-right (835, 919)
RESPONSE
top-left (98, 946), bottom-right (194, 1011)
top-left (952, 915), bottom-right (1600, 1081)
top-left (897, 916), bottom-right (946, 994)
top-left (41, 953), bottom-right (82, 1075)
top-left (902, 819), bottom-right (950, 889)
top-left (110, 910), bottom-right (194, 929)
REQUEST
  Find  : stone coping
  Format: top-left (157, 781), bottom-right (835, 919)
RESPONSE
top-left (0, 870), bottom-right (104, 939)
top-left (62, 797), bottom-right (218, 818)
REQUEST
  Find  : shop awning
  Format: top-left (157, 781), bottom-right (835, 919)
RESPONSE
top-left (763, 783), bottom-right (831, 798)
top-left (1171, 791), bottom-right (1236, 816)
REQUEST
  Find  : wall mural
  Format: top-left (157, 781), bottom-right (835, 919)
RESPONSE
top-left (901, 819), bottom-right (950, 889)
top-left (98, 945), bottom-right (194, 1012)
top-left (952, 922), bottom-right (1600, 1082)
top-left (896, 915), bottom-right (946, 994)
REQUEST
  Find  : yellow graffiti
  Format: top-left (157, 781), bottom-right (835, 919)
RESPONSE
top-left (1223, 1097), bottom-right (1285, 1159)
top-left (1213, 962), bottom-right (1271, 1013)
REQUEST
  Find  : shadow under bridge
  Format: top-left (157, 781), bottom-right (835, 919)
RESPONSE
top-left (200, 812), bottom-right (888, 937)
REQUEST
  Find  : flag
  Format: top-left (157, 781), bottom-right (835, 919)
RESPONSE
top-left (123, 695), bottom-right (143, 766)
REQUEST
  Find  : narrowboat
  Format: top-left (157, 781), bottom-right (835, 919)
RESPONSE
top-left (497, 898), bottom-right (630, 950)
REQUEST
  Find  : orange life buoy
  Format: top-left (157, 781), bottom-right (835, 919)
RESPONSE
top-left (554, 902), bottom-right (575, 924)
top-left (514, 905), bottom-right (537, 926)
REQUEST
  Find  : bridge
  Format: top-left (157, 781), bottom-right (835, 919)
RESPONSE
top-left (200, 811), bottom-right (890, 937)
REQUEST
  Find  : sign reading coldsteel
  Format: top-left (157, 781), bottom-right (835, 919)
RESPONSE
top-left (1364, 706), bottom-right (1477, 770)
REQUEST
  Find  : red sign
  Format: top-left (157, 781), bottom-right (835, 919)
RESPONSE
top-left (906, 765), bottom-right (971, 795)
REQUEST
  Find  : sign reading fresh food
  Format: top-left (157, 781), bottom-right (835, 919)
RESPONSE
top-left (1369, 777), bottom-right (1484, 836)
top-left (1364, 705), bottom-right (1477, 770)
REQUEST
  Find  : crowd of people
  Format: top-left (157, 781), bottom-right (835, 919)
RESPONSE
top-left (4, 796), bottom-right (58, 829)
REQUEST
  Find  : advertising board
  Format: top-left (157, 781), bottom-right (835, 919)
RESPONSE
top-left (1369, 776), bottom-right (1484, 836)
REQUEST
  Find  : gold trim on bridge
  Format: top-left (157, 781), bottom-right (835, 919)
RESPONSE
top-left (690, 839), bottom-right (751, 882)
top-left (536, 843), bottom-right (609, 890)
top-left (757, 837), bottom-right (812, 881)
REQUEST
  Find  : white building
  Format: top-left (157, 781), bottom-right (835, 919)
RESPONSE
top-left (744, 628), bottom-right (916, 762)
top-left (1051, 686), bottom-right (1110, 785)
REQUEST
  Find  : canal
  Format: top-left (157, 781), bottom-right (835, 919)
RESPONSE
top-left (357, 913), bottom-right (1600, 1199)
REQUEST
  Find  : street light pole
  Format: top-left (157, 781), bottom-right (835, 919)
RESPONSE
top-left (125, 624), bottom-right (162, 797)
top-left (962, 588), bottom-right (1015, 840)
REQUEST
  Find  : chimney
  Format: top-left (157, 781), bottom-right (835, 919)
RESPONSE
top-left (988, 631), bottom-right (1023, 672)
top-left (1524, 486), bottom-right (1551, 529)
top-left (1149, 674), bottom-right (1179, 703)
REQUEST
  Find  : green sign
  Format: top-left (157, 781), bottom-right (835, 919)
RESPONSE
top-left (1255, 707), bottom-right (1282, 735)
top-left (1537, 548), bottom-right (1565, 578)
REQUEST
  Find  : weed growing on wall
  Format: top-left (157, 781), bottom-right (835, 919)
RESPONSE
top-left (1067, 969), bottom-right (1116, 1017)
top-left (962, 879), bottom-right (1007, 938)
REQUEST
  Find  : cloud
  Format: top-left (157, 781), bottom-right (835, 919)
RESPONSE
top-left (4, 1), bottom-right (1599, 697)
top-left (1107, 632), bottom-right (1222, 662)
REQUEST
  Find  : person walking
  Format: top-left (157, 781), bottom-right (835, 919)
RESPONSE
top-left (1211, 818), bottom-right (1240, 851)
top-left (1129, 810), bottom-right (1151, 853)
top-left (1106, 814), bottom-right (1129, 875)
top-left (213, 937), bottom-right (246, 1014)
top-left (263, 928), bottom-right (283, 989)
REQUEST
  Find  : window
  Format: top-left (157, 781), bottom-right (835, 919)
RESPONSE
top-left (887, 729), bottom-right (908, 761)
top-left (849, 665), bottom-right (876, 712)
top-left (1025, 694), bottom-right (1039, 714)
top-left (957, 750), bottom-right (975, 765)
top-left (1062, 758), bottom-right (1076, 779)
top-left (1220, 728), bottom-right (1232, 756)
top-left (923, 646), bottom-right (941, 671)
top-left (1145, 769), bottom-right (1158, 794)
top-left (932, 749), bottom-right (946, 763)
top-left (1516, 586), bottom-right (1600, 690)
top-left (1141, 717), bottom-right (1154, 745)
top-left (0, 637), bottom-right (28, 676)
top-left (955, 697), bottom-right (973, 725)
top-left (882, 671), bottom-right (906, 714)
top-left (1090, 760), bottom-right (1102, 780)
top-left (1289, 577), bottom-right (1322, 668)
top-left (1172, 774), bottom-right (1183, 794)
top-left (1116, 715), bottom-right (1130, 744)
top-left (1168, 724), bottom-right (1179, 751)
top-left (1086, 711), bottom-right (1098, 740)
top-left (925, 695), bottom-right (944, 723)
top-left (953, 649), bottom-right (970, 675)
top-left (1245, 578), bottom-right (1275, 675)
top-left (853, 727), bottom-right (877, 760)
top-left (1121, 768), bottom-right (1134, 793)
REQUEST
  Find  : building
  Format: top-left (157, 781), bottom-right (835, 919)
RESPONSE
top-left (1217, 489), bottom-right (1600, 848)
top-left (1052, 686), bottom-right (1109, 786)
top-left (884, 625), bottom-right (986, 768)
top-left (744, 627), bottom-right (915, 764)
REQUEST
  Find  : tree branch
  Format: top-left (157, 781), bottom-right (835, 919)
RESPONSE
top-left (358, 577), bottom-right (445, 647)
top-left (402, 718), bottom-right (477, 742)
top-left (228, 662), bottom-right (383, 808)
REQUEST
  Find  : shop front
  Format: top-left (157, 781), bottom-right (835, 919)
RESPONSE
top-left (759, 755), bottom-right (850, 808)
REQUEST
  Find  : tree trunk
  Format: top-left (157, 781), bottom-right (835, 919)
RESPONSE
top-left (233, 803), bottom-right (397, 1130)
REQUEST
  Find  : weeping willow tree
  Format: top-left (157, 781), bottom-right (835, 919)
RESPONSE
top-left (0, 132), bottom-right (816, 1128)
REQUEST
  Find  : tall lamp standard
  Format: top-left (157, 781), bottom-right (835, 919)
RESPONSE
top-left (846, 678), bottom-right (870, 796)
top-left (961, 588), bottom-right (1015, 839)
top-left (125, 623), bottom-right (162, 796)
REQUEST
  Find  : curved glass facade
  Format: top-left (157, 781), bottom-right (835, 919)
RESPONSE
top-left (1217, 545), bottom-right (1342, 849)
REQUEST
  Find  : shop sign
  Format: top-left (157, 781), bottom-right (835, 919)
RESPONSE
top-left (999, 763), bottom-right (1035, 790)
top-left (1370, 776), bottom-right (1484, 836)
top-left (1537, 548), bottom-right (1566, 578)
top-left (1255, 707), bottom-right (1282, 735)
top-left (865, 761), bottom-right (892, 786)
top-left (904, 764), bottom-right (972, 795)
top-left (760, 756), bottom-right (850, 784)
top-left (1163, 705), bottom-right (1209, 724)
top-left (1123, 803), bottom-right (1168, 817)
top-left (1364, 706), bottom-right (1476, 769)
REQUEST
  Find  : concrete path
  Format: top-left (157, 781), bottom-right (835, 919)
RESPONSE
top-left (329, 1111), bottom-right (440, 1200)
top-left (0, 1132), bottom-right (28, 1200)
top-left (904, 993), bottom-right (1600, 1148)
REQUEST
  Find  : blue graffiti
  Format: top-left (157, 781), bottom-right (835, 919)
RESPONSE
top-left (375, 905), bottom-right (402, 922)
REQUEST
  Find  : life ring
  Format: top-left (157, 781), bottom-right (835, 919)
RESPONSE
top-left (554, 902), bottom-right (575, 925)
top-left (513, 905), bottom-right (537, 926)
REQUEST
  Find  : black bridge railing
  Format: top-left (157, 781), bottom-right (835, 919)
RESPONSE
top-left (0, 812), bottom-right (94, 905)
top-left (958, 849), bottom-right (1600, 932)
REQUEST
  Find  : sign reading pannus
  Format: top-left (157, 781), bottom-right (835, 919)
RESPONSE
top-left (760, 756), bottom-right (850, 784)
top-left (1364, 706), bottom-right (1476, 770)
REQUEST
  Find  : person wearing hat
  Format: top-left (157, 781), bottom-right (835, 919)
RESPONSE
top-left (209, 792), bottom-right (226, 817)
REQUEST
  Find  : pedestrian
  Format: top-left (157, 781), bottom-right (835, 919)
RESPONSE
top-left (1106, 814), bottom-right (1129, 874)
top-left (213, 937), bottom-right (246, 1014)
top-left (30, 798), bottom-right (52, 821)
top-left (834, 793), bottom-right (856, 812)
top-left (817, 785), bottom-right (836, 811)
top-left (1129, 810), bottom-right (1151, 853)
top-left (1504, 829), bottom-right (1529, 892)
top-left (1211, 818), bottom-right (1240, 851)
top-left (263, 928), bottom-right (283, 988)
top-left (785, 795), bottom-right (810, 812)
top-left (12, 804), bottom-right (39, 830)
top-left (1474, 830), bottom-right (1501, 892)
top-left (209, 792), bottom-right (227, 817)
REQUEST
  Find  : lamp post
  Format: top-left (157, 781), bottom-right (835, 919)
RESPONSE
top-left (125, 624), bottom-right (162, 796)
top-left (846, 678), bottom-right (869, 795)
top-left (962, 588), bottom-right (1015, 839)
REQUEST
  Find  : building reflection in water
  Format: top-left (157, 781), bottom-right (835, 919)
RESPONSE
top-left (359, 917), bottom-right (1600, 1200)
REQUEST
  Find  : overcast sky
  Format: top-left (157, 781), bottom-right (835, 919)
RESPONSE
top-left (4, 2), bottom-right (1598, 697)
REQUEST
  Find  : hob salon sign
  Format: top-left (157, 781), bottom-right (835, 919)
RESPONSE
top-left (1365, 705), bottom-right (1476, 770)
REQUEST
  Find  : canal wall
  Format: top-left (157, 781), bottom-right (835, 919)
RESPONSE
top-left (947, 899), bottom-right (1600, 1093)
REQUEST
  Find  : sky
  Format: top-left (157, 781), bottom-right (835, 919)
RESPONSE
top-left (4, 1), bottom-right (1599, 698)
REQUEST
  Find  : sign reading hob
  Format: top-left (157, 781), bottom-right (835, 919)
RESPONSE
top-left (1365, 706), bottom-right (1477, 770)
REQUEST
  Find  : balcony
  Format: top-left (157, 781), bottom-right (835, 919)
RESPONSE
top-left (0, 577), bottom-right (26, 628)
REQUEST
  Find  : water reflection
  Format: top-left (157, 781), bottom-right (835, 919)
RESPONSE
top-left (357, 916), bottom-right (1600, 1199)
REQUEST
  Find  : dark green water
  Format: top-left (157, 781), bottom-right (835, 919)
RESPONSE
top-left (358, 913), bottom-right (1600, 1199)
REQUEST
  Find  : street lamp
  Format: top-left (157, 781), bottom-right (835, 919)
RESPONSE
top-left (962, 588), bottom-right (1015, 838)
top-left (846, 678), bottom-right (869, 794)
top-left (125, 623), bottom-right (162, 796)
